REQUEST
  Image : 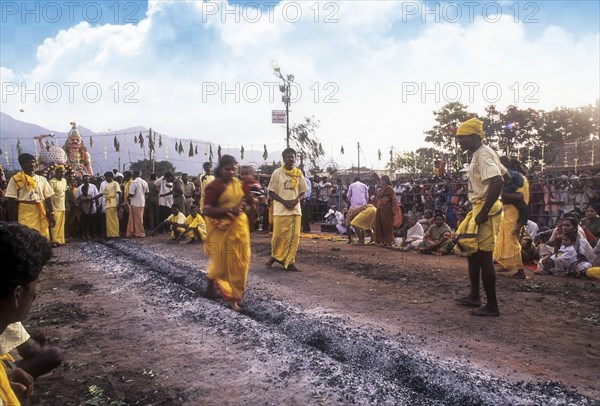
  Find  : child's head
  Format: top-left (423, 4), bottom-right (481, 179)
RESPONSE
top-left (240, 166), bottom-right (256, 182)
top-left (190, 205), bottom-right (199, 216)
top-left (562, 232), bottom-right (577, 247)
top-left (171, 204), bottom-right (180, 215)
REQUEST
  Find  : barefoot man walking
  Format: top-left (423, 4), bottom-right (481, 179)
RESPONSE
top-left (454, 118), bottom-right (506, 317)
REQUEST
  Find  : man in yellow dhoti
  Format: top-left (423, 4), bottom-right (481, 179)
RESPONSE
top-left (1, 222), bottom-right (53, 405)
top-left (101, 172), bottom-right (122, 238)
top-left (266, 148), bottom-right (308, 272)
top-left (49, 166), bottom-right (68, 246)
top-left (5, 153), bottom-right (56, 240)
top-left (454, 118), bottom-right (506, 317)
top-left (203, 155), bottom-right (252, 312)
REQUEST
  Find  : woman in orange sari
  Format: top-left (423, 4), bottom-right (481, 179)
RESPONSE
top-left (202, 155), bottom-right (252, 312)
top-left (373, 175), bottom-right (395, 246)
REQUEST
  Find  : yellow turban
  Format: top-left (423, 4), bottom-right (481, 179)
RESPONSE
top-left (456, 118), bottom-right (486, 140)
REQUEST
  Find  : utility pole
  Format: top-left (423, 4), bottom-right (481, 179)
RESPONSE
top-left (357, 142), bottom-right (360, 176)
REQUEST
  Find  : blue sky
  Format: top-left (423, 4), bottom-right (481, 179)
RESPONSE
top-left (1, 1), bottom-right (598, 169)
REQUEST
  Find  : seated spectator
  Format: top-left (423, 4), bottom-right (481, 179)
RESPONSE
top-left (176, 205), bottom-right (207, 244)
top-left (526, 219), bottom-right (539, 240)
top-left (418, 209), bottom-right (433, 232)
top-left (419, 213), bottom-right (452, 255)
top-left (1, 222), bottom-right (53, 404)
top-left (519, 227), bottom-right (537, 264)
top-left (537, 217), bottom-right (596, 275)
top-left (152, 204), bottom-right (186, 240)
top-left (400, 214), bottom-right (424, 251)
top-left (581, 207), bottom-right (600, 238)
top-left (321, 205), bottom-right (346, 234)
top-left (0, 322), bottom-right (62, 379)
top-left (537, 232), bottom-right (578, 275)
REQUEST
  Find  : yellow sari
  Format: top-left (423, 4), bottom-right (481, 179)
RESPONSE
top-left (494, 178), bottom-right (530, 270)
top-left (204, 178), bottom-right (251, 302)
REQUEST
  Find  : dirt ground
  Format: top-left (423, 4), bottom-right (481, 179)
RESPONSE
top-left (21, 230), bottom-right (600, 405)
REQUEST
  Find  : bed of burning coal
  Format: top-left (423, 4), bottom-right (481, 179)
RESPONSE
top-left (70, 239), bottom-right (597, 406)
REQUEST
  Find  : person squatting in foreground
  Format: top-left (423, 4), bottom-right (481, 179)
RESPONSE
top-left (0, 222), bottom-right (55, 405)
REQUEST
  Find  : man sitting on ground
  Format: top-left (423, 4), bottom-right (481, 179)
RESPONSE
top-left (321, 205), bottom-right (346, 234)
top-left (152, 204), bottom-right (186, 240)
top-left (176, 205), bottom-right (207, 244)
top-left (400, 214), bottom-right (425, 251)
top-left (1, 222), bottom-right (53, 405)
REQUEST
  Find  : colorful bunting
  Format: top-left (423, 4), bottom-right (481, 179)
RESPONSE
top-left (340, 145), bottom-right (344, 155)
top-left (209, 145), bottom-right (213, 164)
top-left (89, 136), bottom-right (94, 149)
top-left (263, 144), bottom-right (268, 161)
top-left (114, 135), bottom-right (120, 152)
top-left (240, 145), bottom-right (245, 160)
top-left (189, 141), bottom-right (194, 157)
top-left (217, 145), bottom-right (222, 161)
top-left (16, 140), bottom-right (23, 156)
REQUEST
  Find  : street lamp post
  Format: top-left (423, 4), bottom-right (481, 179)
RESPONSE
top-left (271, 60), bottom-right (294, 148)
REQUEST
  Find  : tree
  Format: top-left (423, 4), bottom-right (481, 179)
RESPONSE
top-left (289, 116), bottom-right (325, 173)
top-left (388, 148), bottom-right (441, 175)
top-left (424, 102), bottom-right (476, 151)
top-left (128, 159), bottom-right (176, 178)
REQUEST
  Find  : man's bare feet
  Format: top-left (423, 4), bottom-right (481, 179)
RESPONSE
top-left (231, 302), bottom-right (241, 312)
top-left (265, 257), bottom-right (276, 268)
top-left (469, 305), bottom-right (500, 317)
top-left (511, 269), bottom-right (526, 279)
top-left (205, 281), bottom-right (219, 300)
top-left (455, 295), bottom-right (482, 307)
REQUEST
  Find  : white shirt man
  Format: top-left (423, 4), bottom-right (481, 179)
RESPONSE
top-left (127, 173), bottom-right (149, 237)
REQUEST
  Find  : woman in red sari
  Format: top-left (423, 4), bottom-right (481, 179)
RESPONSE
top-left (373, 175), bottom-right (395, 246)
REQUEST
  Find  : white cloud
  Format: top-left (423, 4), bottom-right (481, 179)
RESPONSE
top-left (0, 1), bottom-right (598, 169)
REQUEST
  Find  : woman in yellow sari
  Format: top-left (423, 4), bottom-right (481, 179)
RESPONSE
top-left (494, 157), bottom-right (530, 279)
top-left (202, 155), bottom-right (252, 312)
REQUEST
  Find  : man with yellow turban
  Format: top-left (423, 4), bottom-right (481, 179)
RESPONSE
top-left (267, 148), bottom-right (308, 272)
top-left (5, 153), bottom-right (56, 240)
top-left (454, 118), bottom-right (506, 317)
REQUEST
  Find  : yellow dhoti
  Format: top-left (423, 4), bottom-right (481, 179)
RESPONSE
top-left (106, 207), bottom-right (120, 237)
top-left (18, 201), bottom-right (50, 240)
top-left (205, 179), bottom-right (251, 302)
top-left (350, 205), bottom-right (377, 230)
top-left (271, 215), bottom-right (301, 268)
top-left (0, 353), bottom-right (20, 406)
top-left (454, 200), bottom-right (503, 256)
top-left (51, 210), bottom-right (66, 244)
